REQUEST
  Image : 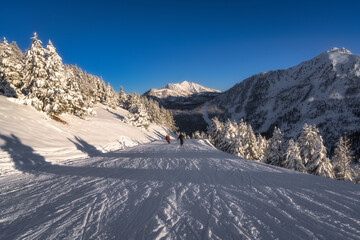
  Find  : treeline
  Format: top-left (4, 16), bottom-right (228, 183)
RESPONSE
top-left (207, 117), bottom-right (360, 184)
top-left (0, 33), bottom-right (176, 130)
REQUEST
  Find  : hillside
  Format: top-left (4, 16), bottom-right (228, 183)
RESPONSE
top-left (0, 95), bottom-right (169, 176)
top-left (1, 139), bottom-right (359, 239)
top-left (207, 47), bottom-right (360, 155)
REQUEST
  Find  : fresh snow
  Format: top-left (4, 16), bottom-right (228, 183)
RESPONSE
top-left (1, 139), bottom-right (359, 239)
top-left (0, 95), bottom-right (169, 176)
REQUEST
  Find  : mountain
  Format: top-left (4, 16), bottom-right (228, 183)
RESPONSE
top-left (145, 80), bottom-right (221, 99)
top-left (207, 47), bottom-right (360, 156)
top-left (144, 81), bottom-right (221, 134)
top-left (144, 80), bottom-right (221, 110)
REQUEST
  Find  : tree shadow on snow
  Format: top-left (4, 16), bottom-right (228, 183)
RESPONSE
top-left (106, 109), bottom-right (124, 121)
top-left (0, 134), bottom-right (50, 172)
top-left (0, 134), bottom-right (347, 191)
top-left (68, 136), bottom-right (102, 157)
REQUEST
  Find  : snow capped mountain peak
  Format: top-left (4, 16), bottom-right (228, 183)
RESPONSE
top-left (208, 48), bottom-right (360, 155)
top-left (145, 81), bottom-right (221, 98)
top-left (327, 47), bottom-right (352, 54)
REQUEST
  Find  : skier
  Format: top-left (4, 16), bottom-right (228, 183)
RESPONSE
top-left (177, 133), bottom-right (185, 146)
top-left (165, 134), bottom-right (171, 144)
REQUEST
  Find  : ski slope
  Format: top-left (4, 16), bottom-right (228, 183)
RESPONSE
top-left (1, 139), bottom-right (359, 239)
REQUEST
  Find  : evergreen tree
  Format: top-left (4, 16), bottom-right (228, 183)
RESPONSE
top-left (284, 139), bottom-right (306, 172)
top-left (257, 134), bottom-right (268, 161)
top-left (262, 127), bottom-right (286, 166)
top-left (102, 82), bottom-right (118, 109)
top-left (21, 32), bottom-right (49, 111)
top-left (352, 166), bottom-right (360, 184)
top-left (229, 119), bottom-right (247, 157)
top-left (243, 124), bottom-right (261, 161)
top-left (298, 124), bottom-right (334, 178)
top-left (0, 37), bottom-right (24, 97)
top-left (331, 136), bottom-right (353, 181)
top-left (218, 119), bottom-right (237, 152)
top-left (118, 86), bottom-right (127, 108)
top-left (124, 101), bottom-right (151, 129)
top-left (43, 39), bottom-right (68, 114)
top-left (207, 117), bottom-right (224, 147)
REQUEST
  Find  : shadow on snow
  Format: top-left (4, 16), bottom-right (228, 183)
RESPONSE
top-left (0, 133), bottom-right (351, 189)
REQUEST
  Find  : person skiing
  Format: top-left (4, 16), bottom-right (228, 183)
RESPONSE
top-left (177, 133), bottom-right (185, 146)
top-left (165, 134), bottom-right (171, 144)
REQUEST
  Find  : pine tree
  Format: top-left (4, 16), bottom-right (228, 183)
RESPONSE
top-left (21, 33), bottom-right (49, 111)
top-left (218, 119), bottom-right (237, 152)
top-left (263, 127), bottom-right (286, 166)
top-left (118, 86), bottom-right (127, 108)
top-left (352, 166), bottom-right (360, 184)
top-left (124, 102), bottom-right (151, 129)
top-left (298, 124), bottom-right (334, 178)
top-left (207, 117), bottom-right (224, 147)
top-left (331, 136), bottom-right (353, 181)
top-left (229, 119), bottom-right (247, 157)
top-left (102, 82), bottom-right (118, 109)
top-left (257, 134), bottom-right (268, 162)
top-left (284, 139), bottom-right (306, 172)
top-left (0, 37), bottom-right (24, 97)
top-left (43, 39), bottom-right (68, 114)
top-left (243, 124), bottom-right (261, 161)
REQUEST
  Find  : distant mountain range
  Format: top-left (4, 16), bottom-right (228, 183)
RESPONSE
top-left (144, 48), bottom-right (360, 157)
top-left (143, 81), bottom-right (221, 134)
top-left (143, 80), bottom-right (221, 110)
top-left (145, 80), bottom-right (221, 99)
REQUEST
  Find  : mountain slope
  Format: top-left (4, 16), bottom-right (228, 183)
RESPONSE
top-left (208, 47), bottom-right (360, 154)
top-left (0, 140), bottom-right (359, 239)
top-left (0, 95), bottom-right (169, 176)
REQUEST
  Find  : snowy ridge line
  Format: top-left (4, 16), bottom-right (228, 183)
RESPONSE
top-left (208, 47), bottom-right (360, 158)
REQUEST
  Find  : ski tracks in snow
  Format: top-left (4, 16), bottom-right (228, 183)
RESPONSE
top-left (0, 139), bottom-right (360, 239)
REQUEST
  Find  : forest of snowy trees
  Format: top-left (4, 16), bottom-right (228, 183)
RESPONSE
top-left (0, 33), bottom-right (176, 130)
top-left (207, 117), bottom-right (360, 184)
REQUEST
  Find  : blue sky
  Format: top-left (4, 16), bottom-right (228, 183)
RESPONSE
top-left (1, 0), bottom-right (360, 94)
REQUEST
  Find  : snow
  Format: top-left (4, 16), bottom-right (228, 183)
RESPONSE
top-left (202, 102), bottom-right (211, 125)
top-left (1, 95), bottom-right (360, 239)
top-left (0, 139), bottom-right (359, 239)
top-left (146, 80), bottom-right (221, 98)
top-left (0, 95), bottom-right (169, 176)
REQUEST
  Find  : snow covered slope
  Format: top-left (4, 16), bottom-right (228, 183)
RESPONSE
top-left (0, 95), bottom-right (170, 176)
top-left (208, 47), bottom-right (360, 153)
top-left (0, 140), bottom-right (359, 239)
top-left (145, 80), bottom-right (221, 99)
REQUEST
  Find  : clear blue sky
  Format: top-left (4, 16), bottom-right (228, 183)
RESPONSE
top-left (1, 0), bottom-right (360, 94)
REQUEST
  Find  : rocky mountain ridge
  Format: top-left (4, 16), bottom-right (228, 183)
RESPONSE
top-left (208, 47), bottom-right (360, 155)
